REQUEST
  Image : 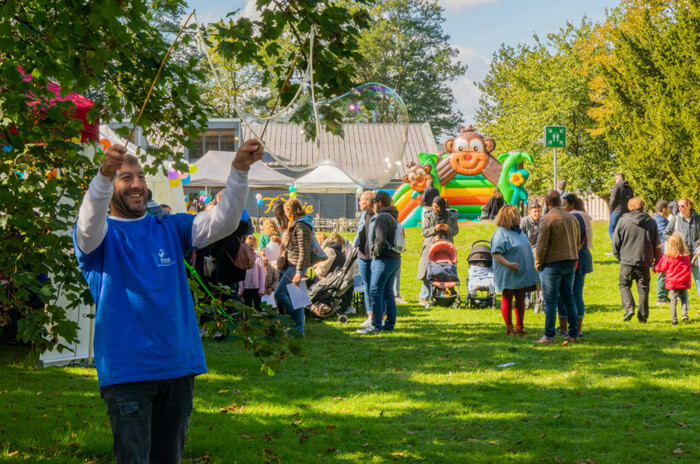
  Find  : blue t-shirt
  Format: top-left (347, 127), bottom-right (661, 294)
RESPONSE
top-left (73, 213), bottom-right (207, 388)
top-left (491, 227), bottom-right (540, 292)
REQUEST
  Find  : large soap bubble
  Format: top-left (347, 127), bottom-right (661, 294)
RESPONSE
top-left (237, 83), bottom-right (409, 189)
top-left (196, 23), bottom-right (408, 189)
top-left (314, 83), bottom-right (409, 189)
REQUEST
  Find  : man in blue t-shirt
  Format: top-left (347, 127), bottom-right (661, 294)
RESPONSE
top-left (73, 139), bottom-right (263, 463)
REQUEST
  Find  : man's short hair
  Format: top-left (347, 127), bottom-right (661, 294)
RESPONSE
top-left (556, 180), bottom-right (567, 191)
top-left (628, 197), bottom-right (645, 211)
top-left (374, 191), bottom-right (393, 207)
top-left (529, 200), bottom-right (541, 209)
top-left (124, 154), bottom-right (140, 166)
top-left (545, 190), bottom-right (561, 208)
top-left (655, 200), bottom-right (669, 213)
top-left (616, 173), bottom-right (625, 180)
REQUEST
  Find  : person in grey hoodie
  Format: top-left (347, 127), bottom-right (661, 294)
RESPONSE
top-left (357, 191), bottom-right (402, 334)
top-left (612, 197), bottom-right (662, 322)
top-left (663, 198), bottom-right (700, 306)
top-left (608, 173), bottom-right (634, 246)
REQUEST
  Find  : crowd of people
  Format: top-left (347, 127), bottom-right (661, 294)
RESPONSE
top-left (71, 140), bottom-right (697, 463)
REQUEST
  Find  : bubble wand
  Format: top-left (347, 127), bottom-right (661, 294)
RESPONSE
top-left (124, 9), bottom-right (196, 148)
top-left (260, 33), bottom-right (311, 140)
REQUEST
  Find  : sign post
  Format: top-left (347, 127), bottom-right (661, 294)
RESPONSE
top-left (544, 126), bottom-right (566, 189)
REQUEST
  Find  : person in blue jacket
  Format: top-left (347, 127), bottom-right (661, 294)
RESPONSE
top-left (653, 200), bottom-right (670, 305)
top-left (73, 139), bottom-right (262, 463)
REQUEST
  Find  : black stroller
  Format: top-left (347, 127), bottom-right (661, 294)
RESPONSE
top-left (465, 240), bottom-right (497, 309)
top-left (306, 248), bottom-right (358, 323)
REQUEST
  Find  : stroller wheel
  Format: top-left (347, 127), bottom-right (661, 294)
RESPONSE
top-left (452, 300), bottom-right (460, 309)
top-left (337, 314), bottom-right (348, 324)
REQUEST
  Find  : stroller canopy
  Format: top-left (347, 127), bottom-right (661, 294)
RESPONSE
top-left (468, 240), bottom-right (492, 267)
top-left (429, 240), bottom-right (457, 264)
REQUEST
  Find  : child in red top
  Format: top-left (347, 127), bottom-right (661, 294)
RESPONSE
top-left (654, 234), bottom-right (692, 324)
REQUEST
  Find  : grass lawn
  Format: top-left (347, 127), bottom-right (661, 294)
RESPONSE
top-left (1, 222), bottom-right (699, 463)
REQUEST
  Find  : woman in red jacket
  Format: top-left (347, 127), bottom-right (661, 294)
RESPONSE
top-left (654, 233), bottom-right (692, 324)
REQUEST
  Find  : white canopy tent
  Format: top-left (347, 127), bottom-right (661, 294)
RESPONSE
top-left (294, 162), bottom-right (361, 193)
top-left (188, 150), bottom-right (294, 189)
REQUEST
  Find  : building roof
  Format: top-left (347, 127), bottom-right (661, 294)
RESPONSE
top-left (241, 122), bottom-right (438, 183)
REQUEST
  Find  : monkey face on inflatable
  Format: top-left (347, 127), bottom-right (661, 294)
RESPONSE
top-left (443, 125), bottom-right (496, 176)
top-left (402, 162), bottom-right (433, 192)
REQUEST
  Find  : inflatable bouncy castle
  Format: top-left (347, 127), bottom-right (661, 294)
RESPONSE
top-left (393, 125), bottom-right (534, 227)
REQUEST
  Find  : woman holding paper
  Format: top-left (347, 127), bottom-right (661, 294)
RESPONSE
top-left (273, 198), bottom-right (314, 334)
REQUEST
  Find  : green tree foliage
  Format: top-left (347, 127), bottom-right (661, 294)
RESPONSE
top-left (209, 0), bottom-right (372, 124)
top-left (2, 0), bottom-right (362, 365)
top-left (476, 20), bottom-right (615, 197)
top-left (354, 0), bottom-right (466, 138)
top-left (0, 0), bottom-right (209, 363)
top-left (588, 0), bottom-right (700, 203)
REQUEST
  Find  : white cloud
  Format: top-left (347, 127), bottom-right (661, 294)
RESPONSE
top-left (240, 0), bottom-right (261, 20)
top-left (449, 45), bottom-right (491, 124)
top-left (439, 0), bottom-right (500, 13)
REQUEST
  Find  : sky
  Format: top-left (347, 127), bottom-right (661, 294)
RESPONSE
top-left (186, 0), bottom-right (620, 124)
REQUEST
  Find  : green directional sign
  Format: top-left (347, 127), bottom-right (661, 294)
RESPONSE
top-left (544, 126), bottom-right (566, 148)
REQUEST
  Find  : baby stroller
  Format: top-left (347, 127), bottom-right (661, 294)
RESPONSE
top-left (465, 240), bottom-right (497, 309)
top-left (306, 248), bottom-right (358, 323)
top-left (426, 240), bottom-right (461, 308)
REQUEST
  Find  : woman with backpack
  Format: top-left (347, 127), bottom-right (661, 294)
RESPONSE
top-left (417, 196), bottom-right (459, 308)
top-left (273, 198), bottom-right (314, 335)
top-left (663, 198), bottom-right (700, 309)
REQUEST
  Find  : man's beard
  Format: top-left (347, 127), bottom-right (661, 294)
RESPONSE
top-left (110, 190), bottom-right (146, 219)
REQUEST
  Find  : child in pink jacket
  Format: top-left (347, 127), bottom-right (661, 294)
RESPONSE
top-left (238, 235), bottom-right (266, 310)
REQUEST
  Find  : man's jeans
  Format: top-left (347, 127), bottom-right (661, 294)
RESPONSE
top-left (273, 265), bottom-right (306, 334)
top-left (370, 258), bottom-right (401, 331)
top-left (619, 264), bottom-right (650, 321)
top-left (541, 260), bottom-right (578, 339)
top-left (557, 267), bottom-right (586, 319)
top-left (100, 375), bottom-right (194, 464)
top-left (358, 258), bottom-right (372, 315)
top-left (608, 212), bottom-right (623, 244)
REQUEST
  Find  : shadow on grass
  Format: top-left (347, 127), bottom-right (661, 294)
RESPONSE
top-left (183, 312), bottom-right (700, 463)
top-left (2, 307), bottom-right (699, 463)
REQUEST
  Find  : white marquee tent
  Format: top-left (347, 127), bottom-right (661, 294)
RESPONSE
top-left (188, 150), bottom-right (294, 189)
top-left (294, 162), bottom-right (360, 193)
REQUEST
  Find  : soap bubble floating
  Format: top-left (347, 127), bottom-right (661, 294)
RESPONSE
top-left (196, 22), bottom-right (409, 189)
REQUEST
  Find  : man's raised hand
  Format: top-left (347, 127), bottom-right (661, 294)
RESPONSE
top-left (100, 145), bottom-right (127, 179)
top-left (232, 139), bottom-right (264, 171)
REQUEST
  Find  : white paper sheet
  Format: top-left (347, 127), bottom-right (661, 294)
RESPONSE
top-left (287, 280), bottom-right (311, 308)
top-left (261, 293), bottom-right (277, 309)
